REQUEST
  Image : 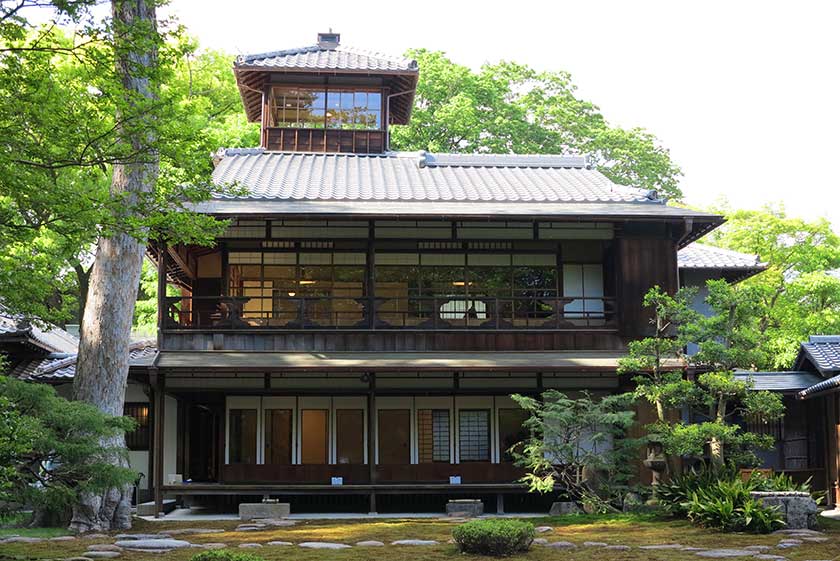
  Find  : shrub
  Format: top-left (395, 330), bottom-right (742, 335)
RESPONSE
top-left (686, 480), bottom-right (784, 533)
top-left (190, 551), bottom-right (265, 561)
top-left (656, 465), bottom-right (789, 533)
top-left (452, 519), bottom-right (535, 556)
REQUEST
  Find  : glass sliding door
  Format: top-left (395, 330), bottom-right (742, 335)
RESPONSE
top-left (335, 409), bottom-right (365, 464)
top-left (228, 408), bottom-right (258, 464)
top-left (498, 408), bottom-right (530, 462)
top-left (301, 409), bottom-right (329, 464)
top-left (264, 409), bottom-right (293, 464)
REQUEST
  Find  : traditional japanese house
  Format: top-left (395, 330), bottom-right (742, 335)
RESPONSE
top-left (13, 32), bottom-right (760, 516)
top-left (133, 32), bottom-right (729, 515)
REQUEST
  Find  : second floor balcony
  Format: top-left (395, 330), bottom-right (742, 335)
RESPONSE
top-left (164, 293), bottom-right (617, 331)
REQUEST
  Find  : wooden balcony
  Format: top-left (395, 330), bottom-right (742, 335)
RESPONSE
top-left (264, 127), bottom-right (386, 153)
top-left (164, 295), bottom-right (617, 332)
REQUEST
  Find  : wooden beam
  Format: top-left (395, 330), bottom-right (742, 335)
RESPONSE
top-left (168, 245), bottom-right (196, 280)
top-left (156, 246), bottom-right (167, 351)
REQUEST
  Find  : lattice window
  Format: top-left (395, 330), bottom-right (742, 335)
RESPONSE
top-left (459, 409), bottom-right (490, 462)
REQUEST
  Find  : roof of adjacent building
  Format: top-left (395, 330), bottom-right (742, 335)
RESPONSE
top-left (0, 314), bottom-right (79, 354)
top-left (734, 371), bottom-right (823, 392)
top-left (202, 149), bottom-right (722, 242)
top-left (677, 243), bottom-right (766, 282)
top-left (790, 336), bottom-right (840, 399)
top-left (12, 340), bottom-right (156, 382)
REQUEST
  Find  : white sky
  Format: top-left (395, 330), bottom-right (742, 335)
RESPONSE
top-left (63, 1), bottom-right (840, 229)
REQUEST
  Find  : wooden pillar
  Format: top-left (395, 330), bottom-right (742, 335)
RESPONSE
top-left (156, 243), bottom-right (167, 350)
top-left (152, 368), bottom-right (165, 518)
top-left (367, 372), bottom-right (377, 513)
top-left (496, 493), bottom-right (505, 514)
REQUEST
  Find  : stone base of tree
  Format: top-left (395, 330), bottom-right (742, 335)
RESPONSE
top-left (749, 492), bottom-right (818, 529)
top-left (446, 499), bottom-right (483, 517)
top-left (239, 502), bottom-right (291, 520)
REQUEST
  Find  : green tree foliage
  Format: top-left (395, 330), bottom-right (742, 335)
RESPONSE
top-left (707, 205), bottom-right (840, 368)
top-left (618, 286), bottom-right (697, 464)
top-left (622, 283), bottom-right (784, 470)
top-left (390, 50), bottom-right (683, 200)
top-left (0, 14), bottom-right (256, 326)
top-left (511, 390), bottom-right (637, 508)
top-left (0, 376), bottom-right (136, 526)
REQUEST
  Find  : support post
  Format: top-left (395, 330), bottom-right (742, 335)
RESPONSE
top-left (156, 243), bottom-right (167, 350)
top-left (496, 493), bottom-right (505, 514)
top-left (152, 368), bottom-right (165, 518)
top-left (367, 372), bottom-right (377, 513)
top-left (829, 394), bottom-right (840, 507)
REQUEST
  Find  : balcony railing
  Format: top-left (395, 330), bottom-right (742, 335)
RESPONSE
top-left (164, 295), bottom-right (617, 331)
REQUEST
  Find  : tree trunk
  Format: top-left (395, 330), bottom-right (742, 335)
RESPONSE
top-left (73, 263), bottom-right (90, 329)
top-left (69, 0), bottom-right (159, 533)
top-left (709, 397), bottom-right (728, 467)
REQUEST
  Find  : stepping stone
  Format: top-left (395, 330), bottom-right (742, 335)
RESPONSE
top-left (267, 541), bottom-right (293, 546)
top-left (682, 547), bottom-right (708, 551)
top-left (235, 524), bottom-right (266, 532)
top-left (161, 528), bottom-right (224, 536)
top-left (238, 543), bottom-right (262, 548)
top-left (114, 534), bottom-right (168, 540)
top-left (299, 542), bottom-right (352, 549)
top-left (356, 540), bottom-right (384, 546)
top-left (640, 544), bottom-right (684, 549)
top-left (114, 538), bottom-right (191, 550)
top-left (803, 537), bottom-right (829, 542)
top-left (3, 537), bottom-right (44, 543)
top-left (544, 541), bottom-right (576, 549)
top-left (604, 545), bottom-right (631, 550)
top-left (50, 536), bottom-right (78, 542)
top-left (391, 540), bottom-right (438, 546)
top-left (777, 540), bottom-right (803, 549)
top-left (583, 541), bottom-right (607, 546)
top-left (534, 526), bottom-right (553, 533)
top-left (83, 552), bottom-right (120, 559)
top-left (532, 538), bottom-right (548, 545)
top-left (87, 545), bottom-right (122, 552)
top-left (253, 518), bottom-right (296, 526)
top-left (773, 529), bottom-right (822, 536)
top-left (695, 549), bottom-right (757, 558)
top-left (753, 555), bottom-right (787, 560)
top-left (83, 534), bottom-right (109, 540)
top-left (199, 544), bottom-right (227, 549)
top-left (745, 546), bottom-right (772, 551)
top-left (64, 557), bottom-right (93, 561)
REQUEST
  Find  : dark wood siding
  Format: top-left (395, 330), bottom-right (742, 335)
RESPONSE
top-left (617, 236), bottom-right (678, 338)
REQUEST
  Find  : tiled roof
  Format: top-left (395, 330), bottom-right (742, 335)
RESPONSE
top-left (677, 243), bottom-right (764, 270)
top-left (15, 340), bottom-right (157, 382)
top-left (211, 150), bottom-right (658, 204)
top-left (235, 44), bottom-right (418, 73)
top-left (734, 371), bottom-right (823, 392)
top-left (798, 374), bottom-right (840, 399)
top-left (797, 336), bottom-right (840, 374)
top-left (0, 314), bottom-right (78, 354)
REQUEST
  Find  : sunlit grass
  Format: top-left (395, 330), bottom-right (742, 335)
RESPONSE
top-left (0, 514), bottom-right (838, 561)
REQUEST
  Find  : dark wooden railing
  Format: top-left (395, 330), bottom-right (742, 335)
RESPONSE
top-left (264, 127), bottom-right (386, 153)
top-left (164, 295), bottom-right (617, 331)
